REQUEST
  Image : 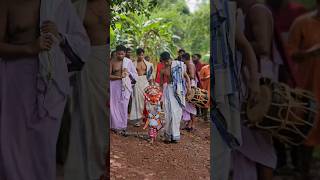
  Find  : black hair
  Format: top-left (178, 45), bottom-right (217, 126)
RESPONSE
top-left (193, 54), bottom-right (202, 59)
top-left (126, 47), bottom-right (132, 52)
top-left (265, 0), bottom-right (284, 10)
top-left (160, 52), bottom-right (171, 61)
top-left (178, 49), bottom-right (185, 53)
top-left (111, 50), bottom-right (116, 57)
top-left (116, 45), bottom-right (127, 52)
top-left (136, 48), bottom-right (145, 55)
top-left (181, 53), bottom-right (190, 61)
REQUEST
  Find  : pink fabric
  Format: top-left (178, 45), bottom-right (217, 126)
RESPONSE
top-left (110, 80), bottom-right (129, 130)
top-left (149, 127), bottom-right (158, 138)
top-left (0, 0), bottom-right (90, 179)
top-left (235, 125), bottom-right (277, 169)
top-left (182, 102), bottom-right (197, 121)
top-left (232, 150), bottom-right (258, 180)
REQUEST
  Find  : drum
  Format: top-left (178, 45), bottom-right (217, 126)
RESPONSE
top-left (244, 78), bottom-right (318, 146)
top-left (186, 87), bottom-right (209, 108)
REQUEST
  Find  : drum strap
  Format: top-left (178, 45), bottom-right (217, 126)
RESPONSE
top-left (211, 103), bottom-right (240, 149)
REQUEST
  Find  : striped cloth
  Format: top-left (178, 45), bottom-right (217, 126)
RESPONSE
top-left (211, 0), bottom-right (241, 148)
top-left (211, 1), bottom-right (242, 180)
top-left (171, 61), bottom-right (187, 108)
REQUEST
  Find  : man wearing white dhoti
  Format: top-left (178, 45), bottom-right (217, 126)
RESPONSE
top-left (129, 48), bottom-right (154, 126)
top-left (159, 52), bottom-right (191, 143)
top-left (64, 0), bottom-right (108, 179)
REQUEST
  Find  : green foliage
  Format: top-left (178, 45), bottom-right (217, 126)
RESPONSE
top-left (111, 0), bottom-right (157, 28)
top-left (182, 2), bottom-right (210, 59)
top-left (111, 13), bottom-right (176, 61)
top-left (111, 0), bottom-right (210, 63)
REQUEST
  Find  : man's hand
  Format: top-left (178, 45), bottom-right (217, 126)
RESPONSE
top-left (149, 79), bottom-right (155, 85)
top-left (186, 86), bottom-right (192, 98)
top-left (41, 21), bottom-right (60, 39)
top-left (248, 78), bottom-right (260, 107)
top-left (307, 43), bottom-right (320, 57)
top-left (28, 34), bottom-right (54, 54)
top-left (122, 68), bottom-right (128, 78)
top-left (293, 44), bottom-right (320, 61)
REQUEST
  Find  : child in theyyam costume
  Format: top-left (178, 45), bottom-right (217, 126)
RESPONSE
top-left (143, 85), bottom-right (163, 143)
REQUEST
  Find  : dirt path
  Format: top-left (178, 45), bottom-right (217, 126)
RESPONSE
top-left (110, 120), bottom-right (210, 180)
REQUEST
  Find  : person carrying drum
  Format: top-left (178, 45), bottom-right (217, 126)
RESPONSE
top-left (231, 0), bottom-right (284, 179)
top-left (159, 52), bottom-right (191, 143)
top-left (212, 1), bottom-right (260, 179)
top-left (192, 54), bottom-right (205, 117)
top-left (181, 53), bottom-right (198, 131)
top-left (287, 0), bottom-right (320, 177)
top-left (199, 63), bottom-right (210, 121)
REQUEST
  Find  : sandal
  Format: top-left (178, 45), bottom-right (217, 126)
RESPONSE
top-left (119, 130), bottom-right (128, 137)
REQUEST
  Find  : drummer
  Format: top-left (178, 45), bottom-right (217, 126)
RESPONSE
top-left (199, 63), bottom-right (210, 121)
top-left (232, 1), bottom-right (281, 179)
top-left (181, 53), bottom-right (197, 131)
top-left (129, 48), bottom-right (154, 127)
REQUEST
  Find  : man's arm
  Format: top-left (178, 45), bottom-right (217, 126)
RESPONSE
top-left (184, 71), bottom-right (191, 92)
top-left (247, 7), bottom-right (273, 58)
top-left (236, 21), bottom-right (259, 83)
top-left (288, 17), bottom-right (320, 61)
top-left (236, 19), bottom-right (259, 103)
top-left (187, 63), bottom-right (196, 80)
top-left (110, 74), bottom-right (122, 80)
top-left (292, 44), bottom-right (320, 61)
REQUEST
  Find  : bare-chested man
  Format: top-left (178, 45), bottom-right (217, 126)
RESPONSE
top-left (160, 51), bottom-right (191, 143)
top-left (64, 0), bottom-right (109, 180)
top-left (129, 48), bottom-right (154, 126)
top-left (110, 45), bottom-right (138, 131)
top-left (0, 0), bottom-right (90, 179)
top-left (181, 53), bottom-right (197, 131)
top-left (232, 0), bottom-right (281, 179)
top-left (212, 2), bottom-right (261, 180)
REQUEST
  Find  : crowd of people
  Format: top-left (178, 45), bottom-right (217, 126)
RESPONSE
top-left (110, 46), bottom-right (210, 143)
top-left (213, 0), bottom-right (320, 179)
